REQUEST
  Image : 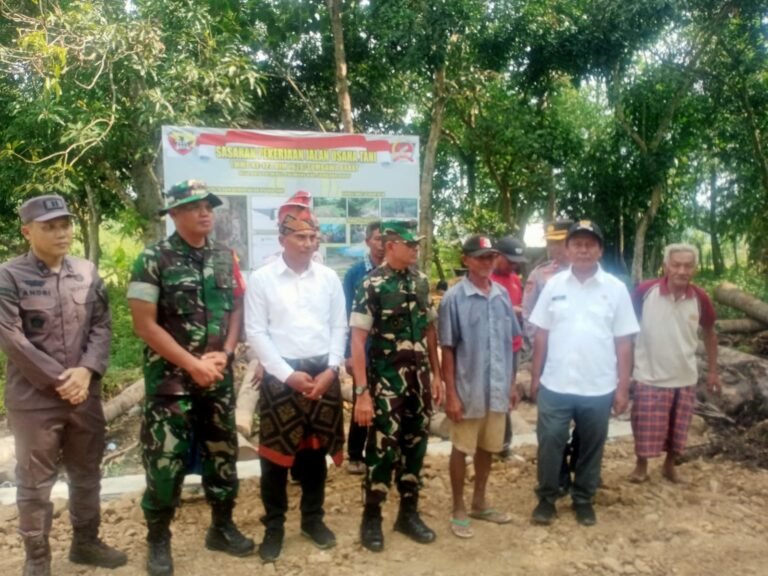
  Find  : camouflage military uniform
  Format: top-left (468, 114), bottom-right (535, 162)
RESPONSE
top-left (350, 264), bottom-right (436, 505)
top-left (127, 232), bottom-right (240, 521)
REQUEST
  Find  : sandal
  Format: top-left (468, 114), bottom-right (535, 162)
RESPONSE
top-left (450, 518), bottom-right (473, 539)
top-left (468, 508), bottom-right (512, 524)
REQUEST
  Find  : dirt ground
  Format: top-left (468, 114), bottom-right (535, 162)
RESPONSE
top-left (0, 424), bottom-right (766, 576)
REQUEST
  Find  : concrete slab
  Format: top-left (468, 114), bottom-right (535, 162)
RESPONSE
top-left (0, 418), bottom-right (632, 506)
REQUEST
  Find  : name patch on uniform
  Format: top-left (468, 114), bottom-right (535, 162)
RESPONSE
top-left (21, 289), bottom-right (51, 296)
top-left (22, 279), bottom-right (45, 287)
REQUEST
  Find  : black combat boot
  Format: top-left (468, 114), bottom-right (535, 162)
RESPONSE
top-left (22, 534), bottom-right (51, 576)
top-left (393, 495), bottom-right (436, 544)
top-left (70, 521), bottom-right (128, 568)
top-left (205, 501), bottom-right (255, 557)
top-left (360, 504), bottom-right (384, 552)
top-left (146, 518), bottom-right (173, 576)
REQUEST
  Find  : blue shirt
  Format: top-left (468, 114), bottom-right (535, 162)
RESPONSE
top-left (343, 254), bottom-right (375, 358)
top-left (438, 277), bottom-right (520, 419)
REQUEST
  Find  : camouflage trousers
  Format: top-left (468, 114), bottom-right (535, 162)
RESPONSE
top-left (364, 358), bottom-right (432, 505)
top-left (141, 381), bottom-right (238, 522)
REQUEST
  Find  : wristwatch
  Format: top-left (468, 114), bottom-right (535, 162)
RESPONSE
top-left (354, 385), bottom-right (369, 395)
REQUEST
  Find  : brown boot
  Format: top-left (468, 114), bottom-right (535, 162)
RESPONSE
top-left (22, 534), bottom-right (51, 576)
top-left (69, 523), bottom-right (127, 569)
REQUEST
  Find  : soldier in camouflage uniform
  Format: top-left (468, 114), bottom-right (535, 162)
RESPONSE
top-left (350, 220), bottom-right (443, 552)
top-left (128, 180), bottom-right (254, 576)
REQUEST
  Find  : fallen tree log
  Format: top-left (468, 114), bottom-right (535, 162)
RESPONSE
top-left (714, 282), bottom-right (768, 325)
top-left (715, 318), bottom-right (767, 334)
top-left (103, 379), bottom-right (145, 423)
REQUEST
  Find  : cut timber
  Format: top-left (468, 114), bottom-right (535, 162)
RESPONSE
top-left (235, 360), bottom-right (261, 437)
top-left (103, 379), bottom-right (145, 423)
top-left (715, 318), bottom-right (767, 334)
top-left (714, 282), bottom-right (768, 324)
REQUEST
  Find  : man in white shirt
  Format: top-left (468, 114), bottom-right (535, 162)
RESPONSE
top-left (529, 220), bottom-right (639, 527)
top-left (244, 192), bottom-right (347, 562)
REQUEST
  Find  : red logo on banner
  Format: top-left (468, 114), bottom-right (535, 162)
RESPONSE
top-left (391, 141), bottom-right (414, 162)
top-left (168, 131), bottom-right (197, 155)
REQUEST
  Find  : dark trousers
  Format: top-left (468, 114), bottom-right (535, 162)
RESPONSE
top-left (347, 385), bottom-right (368, 462)
top-left (536, 386), bottom-right (613, 505)
top-left (260, 448), bottom-right (327, 531)
top-left (9, 398), bottom-right (105, 535)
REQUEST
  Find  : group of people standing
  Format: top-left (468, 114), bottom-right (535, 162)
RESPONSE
top-left (0, 184), bottom-right (719, 575)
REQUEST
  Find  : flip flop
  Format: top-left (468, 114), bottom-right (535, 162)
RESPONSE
top-left (468, 509), bottom-right (512, 524)
top-left (627, 473), bottom-right (649, 484)
top-left (450, 518), bottom-right (474, 539)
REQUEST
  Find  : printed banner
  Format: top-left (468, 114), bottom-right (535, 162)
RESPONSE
top-left (162, 126), bottom-right (420, 274)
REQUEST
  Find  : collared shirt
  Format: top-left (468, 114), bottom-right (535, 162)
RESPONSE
top-left (521, 259), bottom-right (569, 338)
top-left (529, 265), bottom-right (639, 396)
top-left (0, 252), bottom-right (111, 410)
top-left (343, 253), bottom-right (376, 358)
top-left (490, 270), bottom-right (523, 352)
top-left (438, 277), bottom-right (520, 418)
top-left (632, 277), bottom-right (716, 388)
top-left (245, 256), bottom-right (347, 382)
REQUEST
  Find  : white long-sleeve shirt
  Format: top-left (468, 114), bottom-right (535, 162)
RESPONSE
top-left (244, 257), bottom-right (347, 382)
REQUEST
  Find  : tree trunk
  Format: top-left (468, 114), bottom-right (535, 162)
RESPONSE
top-left (714, 282), bottom-right (768, 325)
top-left (102, 379), bottom-right (145, 423)
top-left (327, 0), bottom-right (353, 133)
top-left (418, 65), bottom-right (446, 274)
top-left (709, 164), bottom-right (725, 275)
top-left (631, 181), bottom-right (663, 283)
top-left (84, 182), bottom-right (101, 266)
top-left (715, 318), bottom-right (767, 334)
top-left (131, 159), bottom-right (164, 244)
top-left (432, 245), bottom-right (446, 284)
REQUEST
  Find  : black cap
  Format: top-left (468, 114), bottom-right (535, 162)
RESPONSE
top-left (462, 234), bottom-right (498, 257)
top-left (566, 220), bottom-right (604, 245)
top-left (496, 236), bottom-right (528, 263)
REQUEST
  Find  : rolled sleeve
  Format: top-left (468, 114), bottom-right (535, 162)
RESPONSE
top-left (437, 292), bottom-right (458, 348)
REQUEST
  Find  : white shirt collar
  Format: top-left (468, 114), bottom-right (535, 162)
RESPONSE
top-left (274, 255), bottom-right (315, 277)
top-left (565, 263), bottom-right (606, 285)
